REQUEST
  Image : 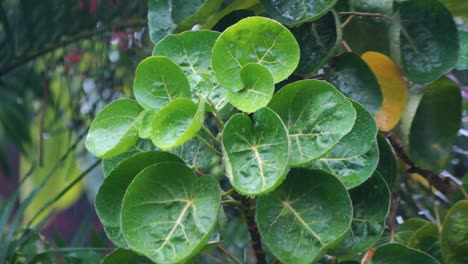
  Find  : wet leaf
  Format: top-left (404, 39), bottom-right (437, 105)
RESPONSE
top-left (226, 63), bottom-right (275, 113)
top-left (212, 16), bottom-right (299, 92)
top-left (260, 0), bottom-right (337, 26)
top-left (95, 151), bottom-right (184, 247)
top-left (376, 133), bottom-right (397, 189)
top-left (268, 80), bottom-right (356, 166)
top-left (222, 107), bottom-right (290, 195)
top-left (394, 218), bottom-right (429, 245)
top-left (257, 169), bottom-right (352, 264)
top-left (372, 243), bottom-right (439, 264)
top-left (153, 31), bottom-right (228, 110)
top-left (85, 99), bottom-right (142, 158)
top-left (121, 162), bottom-right (221, 263)
top-left (133, 56), bottom-right (191, 111)
top-left (102, 139), bottom-right (155, 177)
top-left (440, 200), bottom-right (468, 264)
top-left (361, 51), bottom-right (408, 131)
top-left (328, 52), bottom-right (382, 115)
top-left (151, 98), bottom-right (205, 150)
top-left (171, 137), bottom-right (215, 170)
top-left (407, 223), bottom-right (441, 261)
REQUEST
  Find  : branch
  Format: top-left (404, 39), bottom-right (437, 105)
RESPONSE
top-left (337, 11), bottom-right (392, 21)
top-left (240, 196), bottom-right (266, 264)
top-left (384, 132), bottom-right (453, 196)
top-left (0, 19), bottom-right (147, 76)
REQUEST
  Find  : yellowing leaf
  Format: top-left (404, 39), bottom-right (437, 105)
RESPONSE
top-left (361, 51), bottom-right (408, 131)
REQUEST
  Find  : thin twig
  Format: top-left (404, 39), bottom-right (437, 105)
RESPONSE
top-left (202, 125), bottom-right (220, 145)
top-left (217, 245), bottom-right (242, 264)
top-left (384, 132), bottom-right (453, 196)
top-left (342, 40), bottom-right (352, 52)
top-left (340, 14), bottom-right (355, 28)
top-left (196, 134), bottom-right (222, 156)
top-left (388, 192), bottom-right (399, 242)
top-left (337, 11), bottom-right (392, 21)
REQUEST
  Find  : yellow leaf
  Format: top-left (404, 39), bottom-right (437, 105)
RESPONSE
top-left (361, 51), bottom-right (408, 131)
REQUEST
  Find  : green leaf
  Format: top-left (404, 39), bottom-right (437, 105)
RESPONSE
top-left (102, 139), bottom-right (155, 177)
top-left (260, 0), bottom-right (337, 26)
top-left (151, 98), bottom-right (205, 150)
top-left (138, 109), bottom-right (158, 139)
top-left (153, 30), bottom-right (228, 110)
top-left (268, 80), bottom-right (356, 167)
top-left (133, 56), bottom-right (191, 111)
top-left (372, 243), bottom-right (439, 264)
top-left (394, 218), bottom-right (429, 245)
top-left (331, 173), bottom-right (390, 255)
top-left (309, 101), bottom-right (378, 188)
top-left (327, 52), bottom-right (382, 115)
top-left (343, 16), bottom-right (392, 55)
top-left (121, 162), bottom-right (221, 263)
top-left (147, 0), bottom-right (223, 44)
top-left (456, 29), bottom-right (468, 70)
top-left (171, 137), bottom-right (215, 170)
top-left (391, 0), bottom-right (459, 83)
top-left (226, 63), bottom-right (275, 113)
top-left (350, 0), bottom-right (392, 14)
top-left (222, 107), bottom-right (290, 195)
top-left (95, 151), bottom-right (184, 248)
top-left (212, 16), bottom-right (299, 92)
top-left (256, 169), bottom-right (352, 264)
top-left (101, 248), bottom-right (152, 264)
top-left (401, 77), bottom-right (462, 171)
top-left (85, 99), bottom-right (143, 158)
top-left (376, 133), bottom-right (397, 189)
top-left (440, 200), bottom-right (468, 264)
top-left (407, 223), bottom-right (441, 261)
top-left (292, 11), bottom-right (342, 74)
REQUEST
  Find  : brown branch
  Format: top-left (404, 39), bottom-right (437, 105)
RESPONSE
top-left (388, 192), bottom-right (399, 242)
top-left (240, 196), bottom-right (266, 264)
top-left (384, 132), bottom-right (453, 196)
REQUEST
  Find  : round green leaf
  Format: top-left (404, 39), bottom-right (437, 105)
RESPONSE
top-left (457, 29), bottom-right (468, 70)
top-left (212, 16), bottom-right (299, 92)
top-left (390, 0), bottom-right (459, 83)
top-left (102, 139), bottom-right (156, 177)
top-left (133, 56), bottom-right (191, 110)
top-left (331, 173), bottom-right (390, 255)
top-left (138, 109), bottom-right (158, 139)
top-left (441, 200), bottom-right (468, 264)
top-left (101, 248), bottom-right (152, 264)
top-left (292, 11), bottom-right (342, 74)
top-left (372, 243), bottom-right (439, 264)
top-left (153, 30), bottom-right (228, 110)
top-left (95, 151), bottom-right (184, 248)
top-left (151, 98), bottom-right (205, 150)
top-left (222, 107), bottom-right (290, 195)
top-left (327, 52), bottom-right (382, 115)
top-left (121, 162), bottom-right (221, 263)
top-left (394, 218), bottom-right (429, 245)
top-left (309, 101), bottom-right (379, 188)
top-left (256, 169), bottom-right (352, 264)
top-left (226, 63), bottom-right (275, 113)
top-left (401, 77), bottom-right (462, 171)
top-left (376, 133), bottom-right (397, 189)
top-left (85, 99), bottom-right (143, 159)
top-left (170, 137), bottom-right (215, 170)
top-left (408, 223), bottom-right (441, 261)
top-left (260, 0), bottom-right (337, 26)
top-left (268, 80), bottom-right (356, 167)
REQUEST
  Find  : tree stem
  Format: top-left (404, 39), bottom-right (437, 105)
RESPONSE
top-left (337, 11), bottom-right (392, 21)
top-left (240, 196), bottom-right (266, 264)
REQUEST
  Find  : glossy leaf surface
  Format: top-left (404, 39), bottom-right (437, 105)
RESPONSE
top-left (212, 16), bottom-right (299, 92)
top-left (361, 51), bottom-right (408, 131)
top-left (171, 137), bottom-right (215, 170)
top-left (394, 218), bottom-right (429, 245)
top-left (268, 80), bottom-right (356, 166)
top-left (102, 140), bottom-right (155, 177)
top-left (260, 0), bottom-right (337, 26)
top-left (376, 133), bottom-right (397, 189)
top-left (457, 29), bottom-right (468, 70)
top-left (101, 248), bottom-right (152, 264)
top-left (95, 151), bottom-right (184, 247)
top-left (440, 200), bottom-right (468, 264)
top-left (311, 102), bottom-right (378, 188)
top-left (372, 243), bottom-right (439, 264)
top-left (222, 107), bottom-right (289, 195)
top-left (391, 0), bottom-right (459, 83)
top-left (328, 52), bottom-right (382, 115)
top-left (292, 11), bottom-right (341, 74)
top-left (257, 169), bottom-right (351, 264)
top-left (121, 162), bottom-right (221, 263)
top-left (153, 31), bottom-right (227, 110)
top-left (133, 56), bottom-right (191, 111)
top-left (151, 98), bottom-right (205, 150)
top-left (408, 223), bottom-right (441, 261)
top-left (138, 109), bottom-right (158, 139)
top-left (332, 173), bottom-right (390, 255)
top-left (401, 77), bottom-right (461, 171)
top-left (226, 63), bottom-right (275, 113)
top-left (85, 99), bottom-right (142, 158)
